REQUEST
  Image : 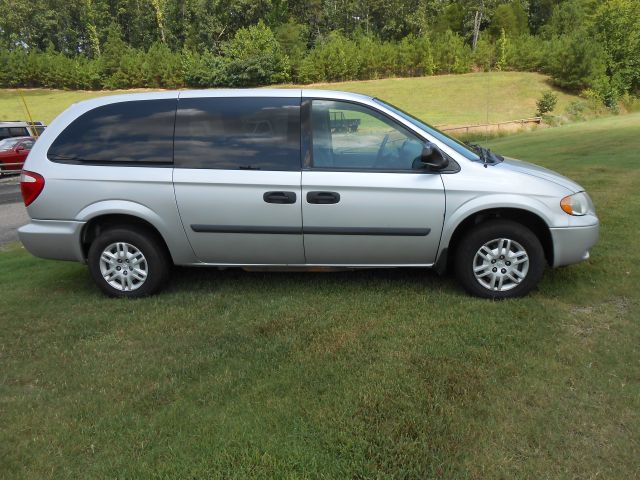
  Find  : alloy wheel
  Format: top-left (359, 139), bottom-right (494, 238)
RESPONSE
top-left (472, 238), bottom-right (529, 292)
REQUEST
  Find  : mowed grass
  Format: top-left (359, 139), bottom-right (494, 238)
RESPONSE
top-left (0, 72), bottom-right (578, 126)
top-left (1, 113), bottom-right (639, 478)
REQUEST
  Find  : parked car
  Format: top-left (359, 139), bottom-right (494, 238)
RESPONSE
top-left (0, 136), bottom-right (35, 174)
top-left (18, 90), bottom-right (598, 299)
top-left (0, 121), bottom-right (46, 140)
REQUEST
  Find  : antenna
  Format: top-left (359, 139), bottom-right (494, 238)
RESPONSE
top-left (17, 90), bottom-right (39, 139)
top-left (485, 58), bottom-right (491, 142)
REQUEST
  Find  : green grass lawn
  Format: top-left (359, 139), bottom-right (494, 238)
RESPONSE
top-left (1, 114), bottom-right (639, 478)
top-left (0, 72), bottom-right (578, 127)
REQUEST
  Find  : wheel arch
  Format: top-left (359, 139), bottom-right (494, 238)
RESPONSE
top-left (441, 207), bottom-right (553, 271)
top-left (80, 213), bottom-right (173, 263)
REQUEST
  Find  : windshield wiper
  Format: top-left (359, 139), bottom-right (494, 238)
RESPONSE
top-left (465, 143), bottom-right (504, 167)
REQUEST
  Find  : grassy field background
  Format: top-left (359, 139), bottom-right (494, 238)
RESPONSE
top-left (1, 108), bottom-right (638, 477)
top-left (0, 72), bottom-right (579, 127)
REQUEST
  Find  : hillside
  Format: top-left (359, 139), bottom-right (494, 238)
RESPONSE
top-left (0, 72), bottom-right (578, 127)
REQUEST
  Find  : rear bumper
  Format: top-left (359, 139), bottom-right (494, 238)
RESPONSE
top-left (18, 219), bottom-right (86, 262)
top-left (550, 222), bottom-right (599, 267)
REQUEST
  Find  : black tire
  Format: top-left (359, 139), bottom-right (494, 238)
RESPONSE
top-left (454, 220), bottom-right (545, 299)
top-left (87, 226), bottom-right (170, 298)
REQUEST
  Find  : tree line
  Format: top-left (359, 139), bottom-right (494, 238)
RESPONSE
top-left (0, 0), bottom-right (637, 106)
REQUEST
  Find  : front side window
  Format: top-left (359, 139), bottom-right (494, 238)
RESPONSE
top-left (309, 100), bottom-right (425, 171)
top-left (373, 98), bottom-right (480, 162)
top-left (20, 140), bottom-right (35, 150)
top-left (48, 100), bottom-right (176, 165)
top-left (174, 97), bottom-right (300, 171)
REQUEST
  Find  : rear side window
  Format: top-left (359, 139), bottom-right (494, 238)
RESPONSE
top-left (9, 127), bottom-right (28, 136)
top-left (0, 127), bottom-right (29, 139)
top-left (48, 100), bottom-right (176, 165)
top-left (174, 97), bottom-right (300, 171)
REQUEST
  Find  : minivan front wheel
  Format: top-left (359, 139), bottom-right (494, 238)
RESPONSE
top-left (88, 227), bottom-right (169, 298)
top-left (454, 220), bottom-right (545, 299)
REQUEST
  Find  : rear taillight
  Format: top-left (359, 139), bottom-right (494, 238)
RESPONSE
top-left (20, 170), bottom-right (45, 206)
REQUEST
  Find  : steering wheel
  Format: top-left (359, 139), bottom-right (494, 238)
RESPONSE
top-left (374, 133), bottom-right (391, 168)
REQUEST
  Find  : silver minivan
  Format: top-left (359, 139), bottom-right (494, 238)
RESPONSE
top-left (18, 89), bottom-right (599, 299)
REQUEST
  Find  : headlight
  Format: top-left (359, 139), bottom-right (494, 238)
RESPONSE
top-left (560, 192), bottom-right (594, 216)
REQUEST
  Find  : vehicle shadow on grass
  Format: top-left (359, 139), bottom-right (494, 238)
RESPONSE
top-left (159, 263), bottom-right (592, 303)
top-left (164, 265), bottom-right (460, 296)
top-left (31, 255), bottom-right (586, 302)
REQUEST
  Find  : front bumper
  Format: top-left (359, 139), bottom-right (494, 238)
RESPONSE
top-left (18, 219), bottom-right (86, 262)
top-left (550, 222), bottom-right (599, 267)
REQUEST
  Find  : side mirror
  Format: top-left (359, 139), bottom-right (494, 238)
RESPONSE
top-left (420, 144), bottom-right (449, 171)
top-left (16, 146), bottom-right (25, 152)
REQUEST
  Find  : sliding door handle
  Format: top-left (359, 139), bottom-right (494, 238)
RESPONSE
top-left (307, 191), bottom-right (340, 204)
top-left (263, 191), bottom-right (297, 204)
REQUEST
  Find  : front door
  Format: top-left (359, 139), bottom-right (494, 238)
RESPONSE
top-left (301, 99), bottom-right (445, 265)
top-left (173, 94), bottom-right (305, 264)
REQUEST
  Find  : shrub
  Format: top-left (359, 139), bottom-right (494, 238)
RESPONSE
top-left (143, 42), bottom-right (183, 88)
top-left (473, 38), bottom-right (495, 71)
top-left (536, 91), bottom-right (558, 116)
top-left (222, 21), bottom-right (290, 87)
top-left (505, 35), bottom-right (546, 71)
top-left (396, 34), bottom-right (435, 77)
top-left (565, 100), bottom-right (588, 120)
top-left (181, 49), bottom-right (227, 87)
top-left (431, 30), bottom-right (472, 74)
top-left (495, 29), bottom-right (508, 71)
top-left (300, 31), bottom-right (361, 83)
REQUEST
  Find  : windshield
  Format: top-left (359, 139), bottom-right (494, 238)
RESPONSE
top-left (373, 98), bottom-right (480, 162)
top-left (0, 138), bottom-right (20, 151)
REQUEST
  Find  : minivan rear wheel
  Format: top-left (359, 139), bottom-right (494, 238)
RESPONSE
top-left (88, 227), bottom-right (169, 298)
top-left (454, 220), bottom-right (545, 299)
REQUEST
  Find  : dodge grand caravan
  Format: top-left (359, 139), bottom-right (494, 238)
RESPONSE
top-left (18, 90), bottom-right (599, 299)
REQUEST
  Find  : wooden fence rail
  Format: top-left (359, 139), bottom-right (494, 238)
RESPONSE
top-left (437, 117), bottom-right (542, 135)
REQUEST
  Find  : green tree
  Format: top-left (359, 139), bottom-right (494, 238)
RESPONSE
top-left (222, 21), bottom-right (290, 87)
top-left (546, 30), bottom-right (607, 91)
top-left (490, 2), bottom-right (529, 38)
top-left (432, 30), bottom-right (472, 74)
top-left (299, 31), bottom-right (361, 83)
top-left (590, 0), bottom-right (640, 95)
top-left (275, 20), bottom-right (309, 81)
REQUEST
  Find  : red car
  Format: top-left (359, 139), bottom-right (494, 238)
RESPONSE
top-left (0, 136), bottom-right (35, 174)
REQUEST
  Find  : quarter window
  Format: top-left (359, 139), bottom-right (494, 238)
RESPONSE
top-left (174, 97), bottom-right (300, 171)
top-left (47, 100), bottom-right (176, 165)
top-left (310, 100), bottom-right (425, 171)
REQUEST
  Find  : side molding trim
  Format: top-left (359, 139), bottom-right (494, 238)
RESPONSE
top-left (191, 225), bottom-right (430, 236)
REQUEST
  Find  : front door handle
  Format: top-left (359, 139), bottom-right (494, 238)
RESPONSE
top-left (307, 191), bottom-right (341, 204)
top-left (263, 191), bottom-right (297, 204)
